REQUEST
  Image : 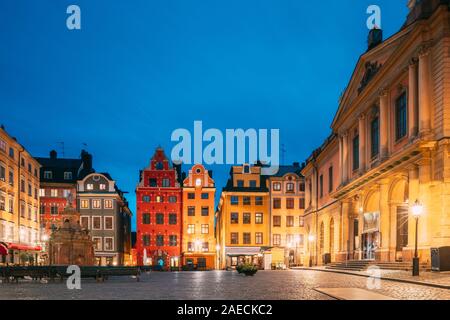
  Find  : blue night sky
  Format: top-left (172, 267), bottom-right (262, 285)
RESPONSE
top-left (0, 1), bottom-right (408, 231)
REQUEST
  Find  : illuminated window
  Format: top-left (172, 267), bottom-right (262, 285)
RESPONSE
top-left (104, 199), bottom-right (113, 209)
top-left (187, 224), bottom-right (195, 234)
top-left (92, 199), bottom-right (101, 209)
top-left (286, 183), bottom-right (295, 193)
top-left (255, 213), bottom-right (263, 224)
top-left (201, 224), bottom-right (209, 234)
top-left (80, 199), bottom-right (89, 209)
top-left (255, 233), bottom-right (263, 245)
top-left (273, 234), bottom-right (281, 246)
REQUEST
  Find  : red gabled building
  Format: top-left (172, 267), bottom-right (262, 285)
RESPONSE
top-left (136, 148), bottom-right (183, 269)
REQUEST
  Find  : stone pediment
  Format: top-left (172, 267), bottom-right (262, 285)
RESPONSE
top-left (331, 27), bottom-right (411, 130)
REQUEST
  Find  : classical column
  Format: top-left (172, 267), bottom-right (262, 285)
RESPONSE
top-left (379, 88), bottom-right (389, 159)
top-left (418, 44), bottom-right (432, 136)
top-left (379, 179), bottom-right (390, 262)
top-left (358, 114), bottom-right (366, 173)
top-left (340, 201), bottom-right (350, 260)
top-left (408, 58), bottom-right (419, 139)
top-left (339, 135), bottom-right (343, 184)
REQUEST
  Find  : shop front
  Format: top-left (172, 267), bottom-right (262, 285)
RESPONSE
top-left (225, 247), bottom-right (264, 269)
top-left (1, 243), bottom-right (42, 265)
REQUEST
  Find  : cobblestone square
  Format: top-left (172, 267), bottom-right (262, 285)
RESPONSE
top-left (0, 270), bottom-right (449, 300)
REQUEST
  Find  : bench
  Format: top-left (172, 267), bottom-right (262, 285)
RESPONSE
top-left (0, 266), bottom-right (141, 283)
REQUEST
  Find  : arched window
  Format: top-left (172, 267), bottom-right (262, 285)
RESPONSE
top-left (319, 222), bottom-right (324, 252)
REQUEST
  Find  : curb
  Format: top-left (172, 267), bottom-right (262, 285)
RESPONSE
top-left (291, 267), bottom-right (450, 290)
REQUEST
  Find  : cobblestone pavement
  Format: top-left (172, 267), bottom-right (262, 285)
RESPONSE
top-left (0, 270), bottom-right (449, 300)
top-left (297, 267), bottom-right (450, 288)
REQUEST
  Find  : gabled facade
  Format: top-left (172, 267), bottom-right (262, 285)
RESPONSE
top-left (181, 164), bottom-right (216, 270)
top-left (136, 148), bottom-right (182, 268)
top-left (77, 173), bottom-right (132, 266)
top-left (268, 163), bottom-right (306, 267)
top-left (216, 164), bottom-right (270, 269)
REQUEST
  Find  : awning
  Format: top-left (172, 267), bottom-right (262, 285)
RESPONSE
top-left (225, 247), bottom-right (262, 256)
top-left (0, 243), bottom-right (8, 256)
top-left (7, 243), bottom-right (41, 251)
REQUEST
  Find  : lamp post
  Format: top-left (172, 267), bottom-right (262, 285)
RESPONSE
top-left (308, 234), bottom-right (315, 268)
top-left (412, 199), bottom-right (423, 276)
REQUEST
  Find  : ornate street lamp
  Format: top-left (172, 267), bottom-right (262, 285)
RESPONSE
top-left (308, 234), bottom-right (315, 268)
top-left (412, 199), bottom-right (423, 276)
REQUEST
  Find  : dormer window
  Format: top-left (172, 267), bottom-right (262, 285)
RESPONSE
top-left (156, 162), bottom-right (164, 170)
top-left (64, 172), bottom-right (72, 180)
top-left (195, 178), bottom-right (202, 187)
top-left (44, 171), bottom-right (52, 179)
top-left (243, 164), bottom-right (250, 174)
top-left (86, 184), bottom-right (94, 191)
top-left (99, 184), bottom-right (106, 190)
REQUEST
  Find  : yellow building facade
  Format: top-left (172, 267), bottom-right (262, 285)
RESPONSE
top-left (303, 2), bottom-right (450, 266)
top-left (216, 164), bottom-right (270, 269)
top-left (181, 164), bottom-right (216, 270)
top-left (0, 126), bottom-right (42, 265)
top-left (268, 164), bottom-right (306, 267)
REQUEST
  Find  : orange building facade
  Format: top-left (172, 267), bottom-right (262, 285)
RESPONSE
top-left (181, 164), bottom-right (216, 270)
top-left (302, 1), bottom-right (450, 267)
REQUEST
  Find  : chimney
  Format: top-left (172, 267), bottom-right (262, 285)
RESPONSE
top-left (81, 150), bottom-right (93, 171)
top-left (50, 150), bottom-right (57, 159)
top-left (368, 27), bottom-right (383, 51)
top-left (293, 162), bottom-right (300, 168)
